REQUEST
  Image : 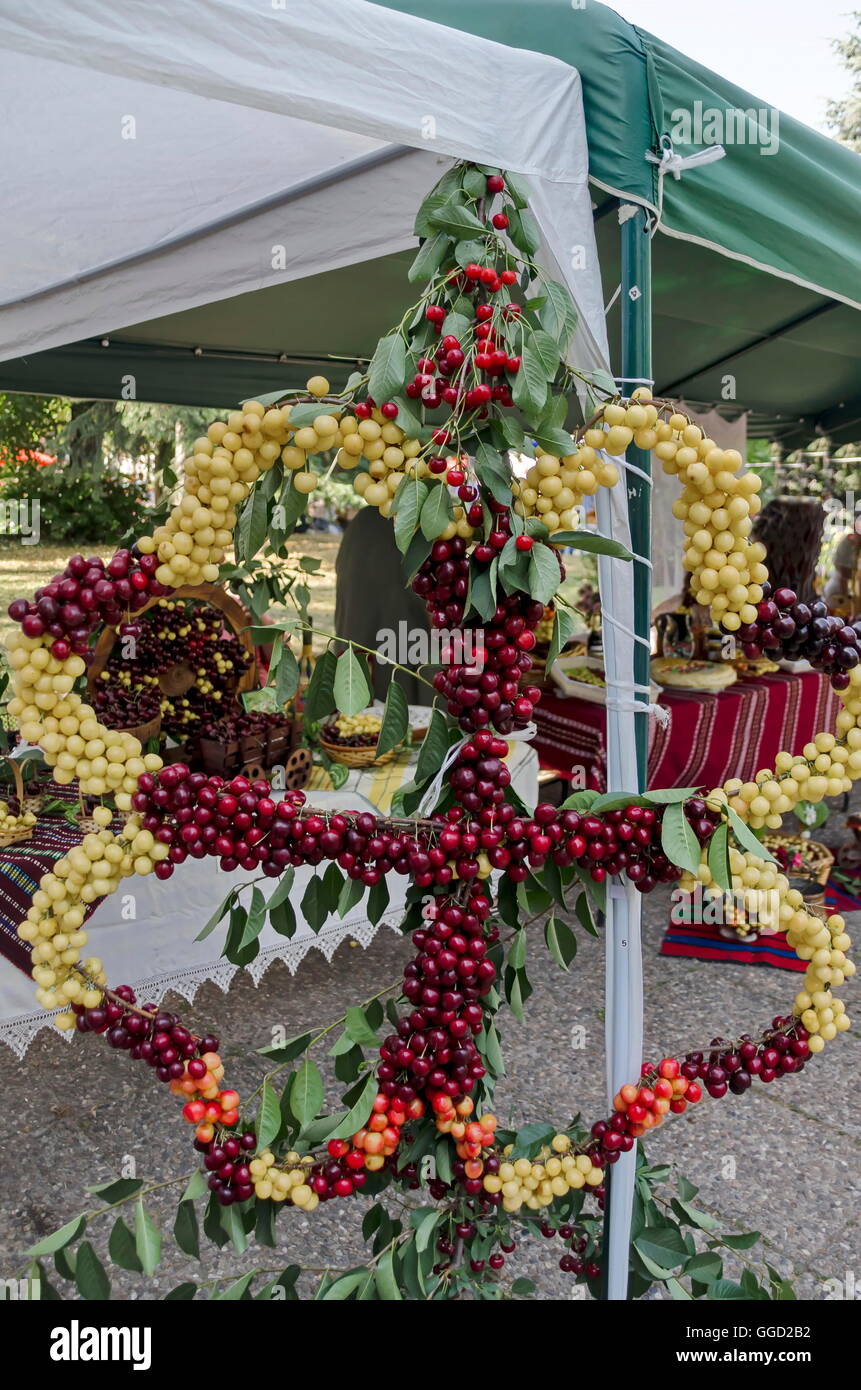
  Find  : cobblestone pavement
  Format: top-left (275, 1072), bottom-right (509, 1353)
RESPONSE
top-left (2, 799), bottom-right (858, 1302)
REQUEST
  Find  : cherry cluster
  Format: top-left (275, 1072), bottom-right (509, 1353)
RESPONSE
top-left (735, 583), bottom-right (861, 691)
top-left (7, 548), bottom-right (167, 659)
top-left (414, 535), bottom-right (544, 736)
top-left (540, 1222), bottom-right (602, 1280)
top-left (681, 1016), bottom-right (811, 1096)
top-left (93, 685), bottom-right (161, 731)
top-left (95, 600), bottom-right (252, 737)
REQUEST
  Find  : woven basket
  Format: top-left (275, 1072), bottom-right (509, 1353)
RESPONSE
top-left (764, 834), bottom-right (834, 887)
top-left (117, 713), bottom-right (162, 745)
top-left (319, 736), bottom-right (397, 768)
top-left (0, 759), bottom-right (34, 847)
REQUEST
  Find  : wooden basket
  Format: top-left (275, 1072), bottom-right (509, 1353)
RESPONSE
top-left (319, 736), bottom-right (397, 768)
top-left (0, 759), bottom-right (35, 847)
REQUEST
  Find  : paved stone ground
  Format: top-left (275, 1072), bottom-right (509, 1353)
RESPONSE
top-left (2, 799), bottom-right (859, 1302)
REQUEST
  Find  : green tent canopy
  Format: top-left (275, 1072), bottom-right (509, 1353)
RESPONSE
top-left (0, 0), bottom-right (858, 447)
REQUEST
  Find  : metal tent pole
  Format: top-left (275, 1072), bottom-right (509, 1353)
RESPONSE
top-left (604, 204), bottom-right (653, 1300)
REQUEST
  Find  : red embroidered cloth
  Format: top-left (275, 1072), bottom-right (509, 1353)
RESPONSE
top-left (532, 670), bottom-right (840, 791)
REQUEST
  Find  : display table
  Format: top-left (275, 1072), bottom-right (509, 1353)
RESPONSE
top-left (532, 669), bottom-right (840, 791)
top-left (0, 743), bottom-right (538, 1056)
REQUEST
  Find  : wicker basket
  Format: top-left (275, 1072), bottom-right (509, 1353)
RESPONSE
top-left (0, 759), bottom-right (35, 847)
top-left (117, 713), bottom-right (162, 745)
top-left (763, 834), bottom-right (834, 886)
top-left (319, 736), bottom-right (397, 768)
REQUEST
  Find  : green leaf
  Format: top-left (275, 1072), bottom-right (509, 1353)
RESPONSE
top-left (575, 889), bottom-right (598, 937)
top-left (258, 1029), bottom-right (313, 1063)
top-left (545, 530), bottom-right (633, 560)
top-left (237, 885), bottom-right (267, 952)
top-left (173, 1202), bottom-right (200, 1260)
top-left (134, 1200), bottom-right (161, 1278)
top-left (27, 1215), bottom-right (86, 1258)
top-left (408, 231), bottom-right (450, 283)
top-left (388, 393), bottom-right (424, 441)
top-left (527, 327), bottom-right (562, 379)
top-left (671, 1198), bottom-right (718, 1231)
top-left (415, 707), bottom-right (455, 784)
top-left (427, 201), bottom-right (486, 239)
top-left (108, 1217), bottom-right (143, 1273)
top-left (509, 928), bottom-right (527, 970)
top-left (270, 896), bottom-right (297, 939)
top-left (707, 821), bottom-right (732, 891)
top-left (377, 679), bottom-right (409, 757)
top-left (414, 1209), bottom-right (441, 1254)
top-left (634, 1226), bottom-right (688, 1272)
top-left (509, 1122), bottom-right (556, 1159)
top-left (660, 801), bottom-right (702, 875)
top-left (337, 875), bottom-right (366, 918)
top-left (334, 646), bottom-right (371, 716)
top-left (275, 639), bottom-right (300, 706)
top-left (367, 877), bottom-right (390, 925)
top-left (194, 886), bottom-right (236, 942)
top-left (532, 423), bottom-right (577, 457)
top-left (301, 875), bottom-right (329, 934)
top-left (367, 333), bottom-right (407, 406)
top-left (87, 1177), bottom-right (144, 1204)
top-left (454, 237), bottom-right (487, 269)
top-left (544, 915), bottom-right (577, 970)
top-left (420, 483), bottom-right (454, 541)
top-left (546, 607), bottom-right (576, 668)
top-left (216, 1271), bottom-right (256, 1300)
top-left (467, 557), bottom-right (498, 621)
top-left (643, 785), bottom-right (703, 804)
top-left (441, 310), bottom-right (472, 342)
top-left (527, 543), bottom-right (561, 606)
top-left (375, 1247), bottom-right (403, 1301)
top-left (507, 206), bottom-right (541, 256)
top-left (393, 476), bottom-right (429, 554)
top-left (267, 865), bottom-right (295, 911)
top-left (718, 1230), bottom-right (762, 1250)
top-left (257, 1078), bottom-right (283, 1149)
top-left (684, 1252), bottom-right (723, 1284)
top-left (707, 1278), bottom-right (749, 1300)
top-left (75, 1242), bottom-right (110, 1300)
top-left (291, 1058), bottom-right (324, 1129)
top-left (324, 1072), bottom-right (378, 1141)
top-left (474, 442), bottom-right (513, 506)
top-left (302, 648), bottom-right (337, 721)
top-left (238, 484), bottom-right (270, 562)
top-left (165, 1282), bottom-right (197, 1300)
top-left (512, 345), bottom-right (549, 417)
top-left (320, 1269), bottom-right (373, 1301)
top-left (220, 1203), bottom-right (249, 1255)
top-left (540, 279), bottom-right (578, 348)
top-left (727, 808), bottom-right (777, 863)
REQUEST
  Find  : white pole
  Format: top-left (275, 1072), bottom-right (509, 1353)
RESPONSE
top-left (596, 484), bottom-right (646, 1300)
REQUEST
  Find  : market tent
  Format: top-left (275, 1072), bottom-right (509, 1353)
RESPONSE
top-left (384, 0), bottom-right (861, 447)
top-left (1, 0), bottom-right (859, 446)
top-left (0, 0), bottom-right (608, 393)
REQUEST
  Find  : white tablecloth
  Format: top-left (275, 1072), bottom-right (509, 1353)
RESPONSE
top-left (0, 748), bottom-right (538, 1055)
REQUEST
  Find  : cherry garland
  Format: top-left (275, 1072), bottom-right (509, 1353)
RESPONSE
top-left (3, 162), bottom-right (859, 1289)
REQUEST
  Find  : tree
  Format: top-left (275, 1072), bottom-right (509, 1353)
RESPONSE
top-left (827, 10), bottom-right (861, 151)
top-left (0, 392), bottom-right (68, 463)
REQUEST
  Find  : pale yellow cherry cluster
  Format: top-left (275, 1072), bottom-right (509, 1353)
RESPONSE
top-left (511, 446), bottom-right (619, 534)
top-left (663, 416), bottom-right (765, 633)
top-left (14, 806), bottom-right (167, 1019)
top-left (6, 637), bottom-right (161, 802)
top-left (483, 1133), bottom-right (604, 1213)
top-left (249, 1149), bottom-right (320, 1211)
top-left (0, 801), bottom-right (37, 834)
top-left (788, 911), bottom-right (853, 1049)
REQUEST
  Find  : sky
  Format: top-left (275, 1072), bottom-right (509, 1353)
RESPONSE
top-left (612, 0), bottom-right (854, 134)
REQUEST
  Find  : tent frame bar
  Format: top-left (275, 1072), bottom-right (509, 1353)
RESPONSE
top-left (604, 205), bottom-right (653, 1301)
top-left (0, 145), bottom-right (413, 313)
top-left (657, 299), bottom-right (840, 397)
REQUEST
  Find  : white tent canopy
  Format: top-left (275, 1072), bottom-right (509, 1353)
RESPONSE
top-left (0, 0), bottom-right (608, 372)
top-left (0, 0), bottom-right (643, 1299)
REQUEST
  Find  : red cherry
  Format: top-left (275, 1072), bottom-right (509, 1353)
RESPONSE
top-left (515, 535), bottom-right (534, 552)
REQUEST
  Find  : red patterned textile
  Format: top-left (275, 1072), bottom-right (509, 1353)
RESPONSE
top-left (532, 670), bottom-right (840, 791)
